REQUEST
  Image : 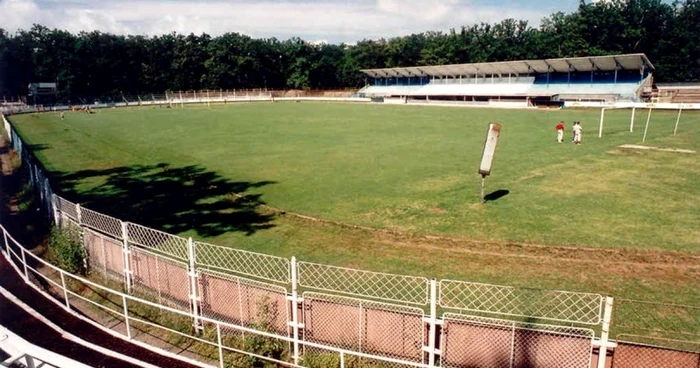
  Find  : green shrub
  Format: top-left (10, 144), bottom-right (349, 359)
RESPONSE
top-left (243, 296), bottom-right (287, 367)
top-left (47, 226), bottom-right (85, 275)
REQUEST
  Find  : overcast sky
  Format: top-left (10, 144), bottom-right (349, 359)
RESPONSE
top-left (1, 0), bottom-right (586, 44)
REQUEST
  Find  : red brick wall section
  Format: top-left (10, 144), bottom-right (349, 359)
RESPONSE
top-left (612, 342), bottom-right (700, 368)
top-left (198, 270), bottom-right (288, 335)
top-left (302, 293), bottom-right (424, 363)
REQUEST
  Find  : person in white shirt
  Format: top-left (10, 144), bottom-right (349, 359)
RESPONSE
top-left (573, 121), bottom-right (583, 145)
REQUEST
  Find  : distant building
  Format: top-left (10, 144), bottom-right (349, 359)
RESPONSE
top-left (28, 82), bottom-right (58, 105)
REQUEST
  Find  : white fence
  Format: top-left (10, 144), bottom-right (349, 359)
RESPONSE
top-left (2, 112), bottom-right (698, 368)
top-left (0, 89), bottom-right (371, 115)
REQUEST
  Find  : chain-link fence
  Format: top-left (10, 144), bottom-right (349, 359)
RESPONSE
top-left (298, 261), bottom-right (429, 305)
top-left (440, 279), bottom-right (603, 325)
top-left (302, 292), bottom-right (426, 367)
top-left (195, 240), bottom-right (290, 284)
top-left (80, 207), bottom-right (123, 240)
top-left (83, 228), bottom-right (124, 281)
top-left (126, 222), bottom-right (189, 261)
top-left (198, 268), bottom-right (289, 336)
top-left (612, 335), bottom-right (699, 368)
top-left (611, 299), bottom-right (700, 367)
top-left (130, 247), bottom-right (190, 311)
top-left (441, 313), bottom-right (594, 368)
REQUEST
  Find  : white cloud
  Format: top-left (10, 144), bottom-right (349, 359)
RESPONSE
top-left (0, 0), bottom-right (550, 43)
top-left (0, 0), bottom-right (43, 31)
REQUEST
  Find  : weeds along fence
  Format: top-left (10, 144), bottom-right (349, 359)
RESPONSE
top-left (2, 113), bottom-right (699, 368)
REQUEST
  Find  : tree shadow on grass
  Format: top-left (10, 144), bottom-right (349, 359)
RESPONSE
top-left (53, 163), bottom-right (277, 237)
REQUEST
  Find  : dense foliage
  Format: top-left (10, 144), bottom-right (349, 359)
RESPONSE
top-left (0, 0), bottom-right (698, 99)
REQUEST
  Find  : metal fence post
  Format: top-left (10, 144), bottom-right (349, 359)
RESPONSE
top-left (122, 294), bottom-right (132, 339)
top-left (75, 203), bottom-right (88, 271)
top-left (121, 221), bottom-right (132, 293)
top-left (597, 296), bottom-right (614, 368)
top-left (2, 228), bottom-right (9, 259)
top-left (60, 271), bottom-right (70, 310)
top-left (20, 246), bottom-right (29, 282)
top-left (188, 237), bottom-right (203, 332)
top-left (25, 355), bottom-right (36, 368)
top-left (216, 323), bottom-right (224, 368)
top-left (75, 203), bottom-right (82, 225)
top-left (288, 256), bottom-right (301, 365)
top-left (424, 279), bottom-right (440, 367)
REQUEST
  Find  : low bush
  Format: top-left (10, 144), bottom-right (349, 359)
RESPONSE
top-left (46, 226), bottom-right (85, 275)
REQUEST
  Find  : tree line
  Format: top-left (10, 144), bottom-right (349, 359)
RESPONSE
top-left (0, 0), bottom-right (698, 100)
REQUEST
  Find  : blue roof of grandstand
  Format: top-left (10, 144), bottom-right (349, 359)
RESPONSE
top-left (360, 53), bottom-right (654, 78)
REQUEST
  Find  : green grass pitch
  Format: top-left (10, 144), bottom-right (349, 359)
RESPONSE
top-left (8, 102), bottom-right (700, 303)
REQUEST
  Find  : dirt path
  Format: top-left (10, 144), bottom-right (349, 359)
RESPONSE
top-left (234, 192), bottom-right (700, 270)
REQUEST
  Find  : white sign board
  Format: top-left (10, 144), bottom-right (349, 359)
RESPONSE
top-left (478, 123), bottom-right (501, 177)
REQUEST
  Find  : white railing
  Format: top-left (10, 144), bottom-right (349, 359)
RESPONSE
top-left (0, 112), bottom-right (633, 368)
top-left (1, 224), bottom-right (434, 368)
top-left (0, 90), bottom-right (371, 115)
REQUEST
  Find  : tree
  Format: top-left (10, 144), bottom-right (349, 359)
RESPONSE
top-left (1, 0), bottom-right (699, 99)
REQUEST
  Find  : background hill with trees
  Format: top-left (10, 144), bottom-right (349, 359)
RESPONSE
top-left (0, 0), bottom-right (698, 100)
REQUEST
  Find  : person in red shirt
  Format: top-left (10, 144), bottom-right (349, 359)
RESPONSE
top-left (555, 121), bottom-right (565, 143)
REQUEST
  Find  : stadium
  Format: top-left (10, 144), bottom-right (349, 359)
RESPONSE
top-left (358, 53), bottom-right (654, 107)
top-left (0, 8), bottom-right (699, 368)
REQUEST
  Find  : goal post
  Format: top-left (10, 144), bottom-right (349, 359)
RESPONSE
top-left (598, 106), bottom-right (638, 138)
top-left (599, 104), bottom-right (692, 140)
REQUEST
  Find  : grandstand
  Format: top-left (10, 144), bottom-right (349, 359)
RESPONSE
top-left (358, 53), bottom-right (654, 107)
top-left (654, 83), bottom-right (700, 103)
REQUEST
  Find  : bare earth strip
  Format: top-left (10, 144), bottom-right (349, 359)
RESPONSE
top-left (618, 144), bottom-right (696, 154)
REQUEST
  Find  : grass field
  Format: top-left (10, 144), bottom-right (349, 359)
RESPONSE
top-left (8, 102), bottom-right (700, 304)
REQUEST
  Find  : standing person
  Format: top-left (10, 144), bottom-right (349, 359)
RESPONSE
top-left (60, 111), bottom-right (65, 120)
top-left (573, 121), bottom-right (583, 145)
top-left (555, 121), bottom-right (565, 143)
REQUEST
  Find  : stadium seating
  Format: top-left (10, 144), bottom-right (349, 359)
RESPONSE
top-left (359, 72), bottom-right (643, 102)
top-left (528, 83), bottom-right (641, 100)
top-left (358, 85), bottom-right (424, 96)
top-left (671, 88), bottom-right (700, 103)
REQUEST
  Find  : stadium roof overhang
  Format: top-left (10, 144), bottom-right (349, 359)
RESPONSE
top-left (360, 53), bottom-right (654, 78)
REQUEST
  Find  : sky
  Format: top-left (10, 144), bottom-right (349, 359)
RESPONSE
top-left (0, 0), bottom-right (587, 44)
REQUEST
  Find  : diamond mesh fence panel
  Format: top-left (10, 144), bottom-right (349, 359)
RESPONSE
top-left (195, 240), bottom-right (290, 284)
top-left (130, 247), bottom-right (190, 311)
top-left (83, 228), bottom-right (125, 281)
top-left (612, 336), bottom-right (699, 368)
top-left (126, 222), bottom-right (188, 261)
top-left (198, 269), bottom-right (289, 336)
top-left (81, 207), bottom-right (123, 239)
top-left (441, 313), bottom-right (594, 368)
top-left (439, 280), bottom-right (603, 324)
top-left (55, 195), bottom-right (79, 221)
top-left (302, 292), bottom-right (425, 367)
top-left (298, 262), bottom-right (429, 305)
